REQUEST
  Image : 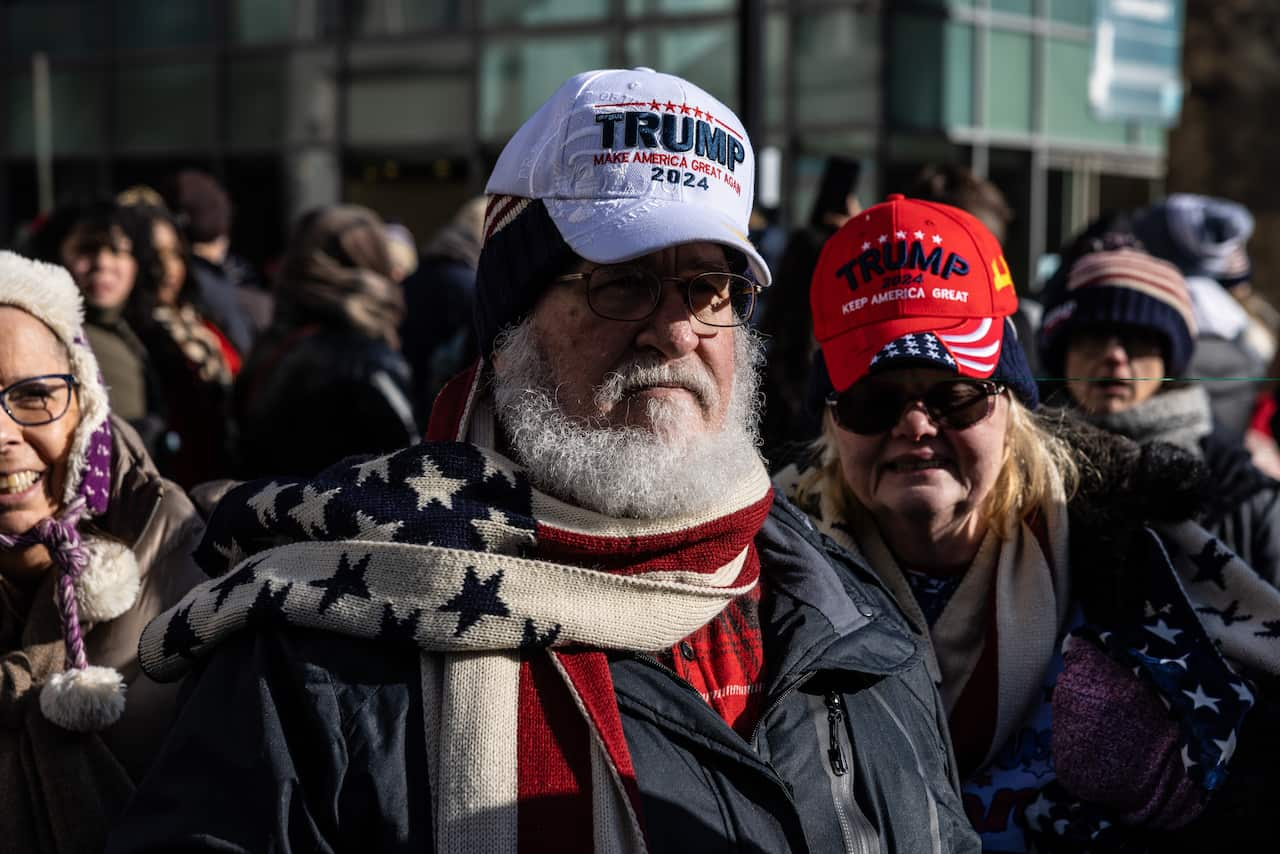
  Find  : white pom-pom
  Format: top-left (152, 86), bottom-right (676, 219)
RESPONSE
top-left (76, 538), bottom-right (141, 623)
top-left (39, 665), bottom-right (127, 732)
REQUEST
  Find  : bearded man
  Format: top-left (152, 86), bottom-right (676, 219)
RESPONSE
top-left (107, 69), bottom-right (976, 854)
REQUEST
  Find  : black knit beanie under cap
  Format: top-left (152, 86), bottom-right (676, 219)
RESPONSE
top-left (474, 196), bottom-right (576, 357)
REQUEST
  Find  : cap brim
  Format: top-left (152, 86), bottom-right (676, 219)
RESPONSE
top-left (820, 314), bottom-right (1005, 392)
top-left (544, 196), bottom-right (771, 286)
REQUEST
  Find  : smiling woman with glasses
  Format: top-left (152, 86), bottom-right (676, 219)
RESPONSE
top-left (0, 252), bottom-right (206, 854)
top-left (774, 195), bottom-right (1280, 851)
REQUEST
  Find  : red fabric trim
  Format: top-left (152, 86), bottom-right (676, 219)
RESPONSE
top-left (426, 361), bottom-right (481, 441)
top-left (555, 650), bottom-right (647, 835)
top-left (1250, 391), bottom-right (1276, 437)
top-left (536, 491), bottom-right (773, 577)
top-left (518, 656), bottom-right (594, 853)
top-left (202, 319), bottom-right (242, 375)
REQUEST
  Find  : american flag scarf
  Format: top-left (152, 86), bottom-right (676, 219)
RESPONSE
top-left (139, 361), bottom-right (773, 854)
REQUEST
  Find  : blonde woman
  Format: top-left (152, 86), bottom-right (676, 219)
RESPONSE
top-left (777, 194), bottom-right (1280, 851)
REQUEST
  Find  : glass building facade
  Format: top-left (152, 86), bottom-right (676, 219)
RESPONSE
top-left (0, 0), bottom-right (1172, 290)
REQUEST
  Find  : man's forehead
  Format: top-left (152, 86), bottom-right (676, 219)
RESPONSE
top-left (573, 241), bottom-right (732, 271)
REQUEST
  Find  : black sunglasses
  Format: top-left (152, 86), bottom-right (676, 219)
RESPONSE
top-left (828, 378), bottom-right (1005, 435)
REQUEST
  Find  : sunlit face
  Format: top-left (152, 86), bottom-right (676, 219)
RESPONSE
top-left (1064, 325), bottom-right (1166, 415)
top-left (832, 367), bottom-right (1009, 541)
top-left (151, 219), bottom-right (187, 306)
top-left (500, 242), bottom-right (738, 439)
top-left (60, 223), bottom-right (138, 311)
top-left (0, 307), bottom-right (81, 540)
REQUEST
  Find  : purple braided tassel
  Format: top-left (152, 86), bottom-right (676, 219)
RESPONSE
top-left (0, 498), bottom-right (91, 671)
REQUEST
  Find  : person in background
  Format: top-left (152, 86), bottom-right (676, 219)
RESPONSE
top-left (383, 221), bottom-right (419, 284)
top-left (759, 155), bottom-right (861, 454)
top-left (120, 196), bottom-right (241, 488)
top-left (0, 252), bottom-right (206, 854)
top-left (399, 196), bottom-right (485, 424)
top-left (780, 193), bottom-right (1280, 850)
top-left (108, 69), bottom-right (975, 854)
top-left (1037, 239), bottom-right (1280, 586)
top-left (161, 170), bottom-right (270, 351)
top-left (232, 204), bottom-right (418, 478)
top-left (29, 198), bottom-right (167, 446)
top-left (1133, 194), bottom-right (1265, 443)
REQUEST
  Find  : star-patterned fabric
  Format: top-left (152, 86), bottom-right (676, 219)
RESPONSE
top-left (869, 332), bottom-right (958, 372)
top-left (138, 435), bottom-right (775, 854)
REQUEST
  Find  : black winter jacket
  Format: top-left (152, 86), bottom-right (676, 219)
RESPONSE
top-left (233, 325), bottom-right (419, 479)
top-left (106, 496), bottom-right (979, 853)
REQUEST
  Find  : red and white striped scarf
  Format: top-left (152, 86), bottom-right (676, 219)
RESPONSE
top-left (141, 362), bottom-right (772, 854)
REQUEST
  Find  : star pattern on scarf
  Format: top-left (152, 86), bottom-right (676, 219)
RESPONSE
top-left (248, 480), bottom-right (291, 526)
top-left (1196, 599), bottom-right (1252, 626)
top-left (247, 582), bottom-right (292, 627)
top-left (1255, 619), bottom-right (1280, 639)
top-left (161, 602), bottom-right (200, 661)
top-left (310, 552), bottom-right (373, 615)
top-left (408, 457), bottom-right (467, 512)
top-left (521, 618), bottom-right (562, 650)
top-left (378, 602), bottom-right (422, 643)
top-left (439, 566), bottom-right (511, 636)
top-left (289, 485), bottom-right (342, 536)
top-left (208, 556), bottom-right (265, 612)
top-left (1189, 538), bottom-right (1232, 590)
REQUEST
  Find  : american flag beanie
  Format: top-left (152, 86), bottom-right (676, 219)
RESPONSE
top-left (474, 195), bottom-right (576, 357)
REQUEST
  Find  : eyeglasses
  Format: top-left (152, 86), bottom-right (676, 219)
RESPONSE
top-left (554, 267), bottom-right (761, 327)
top-left (0, 374), bottom-right (78, 427)
top-left (828, 378), bottom-right (1004, 435)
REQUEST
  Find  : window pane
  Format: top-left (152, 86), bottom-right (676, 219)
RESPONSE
top-left (991, 0), bottom-right (1034, 16)
top-left (1049, 0), bottom-right (1094, 26)
top-left (113, 63), bottom-right (215, 153)
top-left (625, 0), bottom-right (734, 14)
top-left (6, 69), bottom-right (105, 156)
top-left (347, 42), bottom-right (472, 145)
top-left (480, 36), bottom-right (609, 141)
top-left (6, 1), bottom-right (107, 58)
top-left (1044, 37), bottom-right (1127, 143)
top-left (793, 9), bottom-right (880, 126)
top-left (354, 0), bottom-right (467, 35)
top-left (233, 0), bottom-right (292, 43)
top-left (889, 14), bottom-right (951, 131)
top-left (985, 29), bottom-right (1032, 133)
top-left (624, 22), bottom-right (738, 112)
top-left (483, 0), bottom-right (607, 26)
top-left (114, 0), bottom-right (215, 52)
top-left (228, 57), bottom-right (287, 150)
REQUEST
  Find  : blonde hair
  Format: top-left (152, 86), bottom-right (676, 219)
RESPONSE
top-left (792, 394), bottom-right (1079, 539)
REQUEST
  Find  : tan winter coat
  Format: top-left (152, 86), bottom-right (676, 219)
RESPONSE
top-left (0, 415), bottom-right (207, 854)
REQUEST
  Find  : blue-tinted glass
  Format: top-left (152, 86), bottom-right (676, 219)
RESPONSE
top-left (793, 9), bottom-right (880, 126)
top-left (985, 29), bottom-right (1033, 132)
top-left (626, 0), bottom-right (733, 14)
top-left (347, 42), bottom-right (472, 144)
top-left (625, 23), bottom-right (738, 111)
top-left (114, 0), bottom-right (215, 51)
top-left (480, 36), bottom-right (609, 140)
top-left (484, 0), bottom-right (607, 25)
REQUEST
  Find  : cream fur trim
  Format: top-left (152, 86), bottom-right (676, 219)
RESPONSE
top-left (39, 665), bottom-right (127, 732)
top-left (0, 251), bottom-right (111, 506)
top-left (76, 537), bottom-right (141, 623)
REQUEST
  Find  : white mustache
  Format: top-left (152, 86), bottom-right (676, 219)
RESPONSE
top-left (594, 359), bottom-right (718, 411)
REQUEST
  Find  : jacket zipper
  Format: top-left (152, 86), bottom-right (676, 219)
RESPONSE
top-left (825, 692), bottom-right (850, 776)
top-left (821, 691), bottom-right (878, 854)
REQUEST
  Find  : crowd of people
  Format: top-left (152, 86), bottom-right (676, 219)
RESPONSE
top-left (2, 66), bottom-right (1279, 854)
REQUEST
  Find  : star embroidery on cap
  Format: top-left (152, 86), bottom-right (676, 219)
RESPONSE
top-left (861, 241), bottom-right (871, 251)
top-left (679, 103), bottom-right (691, 115)
top-left (692, 106), bottom-right (704, 119)
top-left (878, 234), bottom-right (888, 244)
top-left (913, 230), bottom-right (924, 240)
top-left (895, 230), bottom-right (906, 240)
top-left (648, 99), bottom-right (662, 111)
top-left (704, 110), bottom-right (715, 125)
top-left (932, 234), bottom-right (943, 244)
top-left (664, 100), bottom-right (677, 112)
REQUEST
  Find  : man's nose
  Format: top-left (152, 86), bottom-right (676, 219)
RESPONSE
top-left (634, 282), bottom-right (706, 359)
top-left (1100, 336), bottom-right (1130, 363)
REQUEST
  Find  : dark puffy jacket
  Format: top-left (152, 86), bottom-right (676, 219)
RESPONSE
top-left (105, 496), bottom-right (979, 853)
top-left (232, 325), bottom-right (419, 479)
top-left (1199, 431), bottom-right (1280, 588)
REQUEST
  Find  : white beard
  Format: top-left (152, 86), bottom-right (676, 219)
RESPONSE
top-left (491, 320), bottom-right (766, 520)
